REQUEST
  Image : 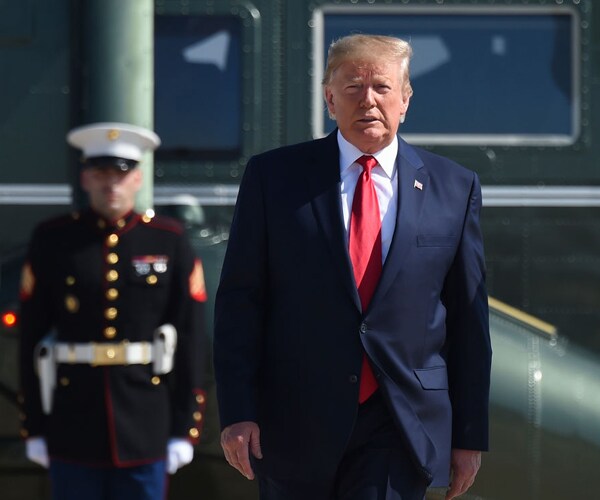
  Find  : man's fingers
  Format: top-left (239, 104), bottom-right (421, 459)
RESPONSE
top-left (446, 478), bottom-right (475, 500)
top-left (234, 433), bottom-right (255, 479)
top-left (222, 433), bottom-right (253, 478)
top-left (445, 483), bottom-right (459, 500)
top-left (445, 479), bottom-right (470, 500)
top-left (220, 422), bottom-right (261, 480)
top-left (249, 426), bottom-right (263, 459)
top-left (446, 449), bottom-right (481, 499)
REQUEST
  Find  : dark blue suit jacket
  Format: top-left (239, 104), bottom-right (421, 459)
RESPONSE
top-left (214, 131), bottom-right (491, 488)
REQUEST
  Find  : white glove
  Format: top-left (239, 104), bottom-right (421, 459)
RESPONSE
top-left (167, 438), bottom-right (194, 474)
top-left (26, 437), bottom-right (49, 468)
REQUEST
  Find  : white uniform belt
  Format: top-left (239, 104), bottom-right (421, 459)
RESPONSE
top-left (54, 341), bottom-right (153, 366)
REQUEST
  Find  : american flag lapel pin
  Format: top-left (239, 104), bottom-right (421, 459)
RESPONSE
top-left (414, 179), bottom-right (423, 190)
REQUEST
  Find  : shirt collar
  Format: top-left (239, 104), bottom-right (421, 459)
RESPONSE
top-left (337, 130), bottom-right (398, 179)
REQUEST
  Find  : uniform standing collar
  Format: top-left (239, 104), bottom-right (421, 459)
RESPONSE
top-left (337, 130), bottom-right (398, 178)
top-left (84, 208), bottom-right (139, 231)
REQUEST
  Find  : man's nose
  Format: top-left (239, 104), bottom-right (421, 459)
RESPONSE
top-left (359, 87), bottom-right (376, 108)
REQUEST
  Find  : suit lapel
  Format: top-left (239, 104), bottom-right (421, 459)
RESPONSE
top-left (370, 137), bottom-right (428, 308)
top-left (305, 132), bottom-right (361, 310)
top-left (304, 134), bottom-right (428, 312)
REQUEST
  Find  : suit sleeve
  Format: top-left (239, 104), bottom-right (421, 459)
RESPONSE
top-left (167, 232), bottom-right (207, 443)
top-left (213, 157), bottom-right (267, 429)
top-left (442, 172), bottom-right (492, 451)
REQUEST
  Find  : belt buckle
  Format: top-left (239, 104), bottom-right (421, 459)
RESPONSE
top-left (92, 342), bottom-right (127, 366)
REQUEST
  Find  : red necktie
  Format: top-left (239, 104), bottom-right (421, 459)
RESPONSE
top-left (349, 155), bottom-right (381, 403)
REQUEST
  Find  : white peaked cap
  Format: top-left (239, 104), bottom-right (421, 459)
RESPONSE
top-left (66, 122), bottom-right (161, 162)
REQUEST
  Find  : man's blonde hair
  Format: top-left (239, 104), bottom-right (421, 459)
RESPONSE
top-left (322, 34), bottom-right (413, 97)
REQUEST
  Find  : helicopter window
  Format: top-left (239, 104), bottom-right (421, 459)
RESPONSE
top-left (313, 6), bottom-right (578, 146)
top-left (154, 16), bottom-right (241, 159)
top-left (0, 0), bottom-right (32, 42)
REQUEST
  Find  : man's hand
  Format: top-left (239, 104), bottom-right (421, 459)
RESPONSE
top-left (446, 449), bottom-right (481, 499)
top-left (220, 421), bottom-right (262, 480)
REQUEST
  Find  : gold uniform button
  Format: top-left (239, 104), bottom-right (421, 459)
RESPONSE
top-left (107, 234), bottom-right (119, 247)
top-left (193, 411), bottom-right (203, 422)
top-left (189, 428), bottom-right (199, 439)
top-left (107, 253), bottom-right (119, 264)
top-left (195, 394), bottom-right (205, 404)
top-left (65, 295), bottom-right (79, 313)
top-left (106, 270), bottom-right (119, 282)
top-left (104, 326), bottom-right (117, 339)
top-left (20, 429), bottom-right (29, 438)
top-left (106, 288), bottom-right (119, 301)
top-left (146, 275), bottom-right (158, 285)
top-left (65, 276), bottom-right (76, 286)
top-left (105, 307), bottom-right (118, 320)
top-left (60, 377), bottom-right (70, 386)
top-left (151, 376), bottom-right (161, 385)
top-left (117, 218), bottom-right (126, 229)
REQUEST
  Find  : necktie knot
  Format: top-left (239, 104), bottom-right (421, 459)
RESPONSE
top-left (356, 155), bottom-right (378, 173)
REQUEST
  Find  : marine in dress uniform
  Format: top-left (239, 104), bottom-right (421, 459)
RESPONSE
top-left (18, 123), bottom-right (207, 500)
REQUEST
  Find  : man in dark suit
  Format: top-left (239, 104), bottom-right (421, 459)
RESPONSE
top-left (19, 123), bottom-right (207, 500)
top-left (214, 34), bottom-right (491, 500)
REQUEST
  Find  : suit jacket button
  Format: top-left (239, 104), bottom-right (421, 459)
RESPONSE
top-left (359, 323), bottom-right (367, 334)
top-left (349, 375), bottom-right (358, 383)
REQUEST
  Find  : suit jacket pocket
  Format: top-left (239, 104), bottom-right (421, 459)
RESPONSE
top-left (414, 366), bottom-right (449, 390)
top-left (417, 235), bottom-right (457, 247)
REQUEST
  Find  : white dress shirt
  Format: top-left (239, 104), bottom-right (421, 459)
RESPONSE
top-left (338, 130), bottom-right (398, 264)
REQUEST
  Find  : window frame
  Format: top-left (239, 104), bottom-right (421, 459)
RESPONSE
top-left (153, 2), bottom-right (261, 183)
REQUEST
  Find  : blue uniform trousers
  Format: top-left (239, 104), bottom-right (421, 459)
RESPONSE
top-left (49, 459), bottom-right (167, 500)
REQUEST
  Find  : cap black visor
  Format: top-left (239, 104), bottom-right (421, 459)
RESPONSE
top-left (83, 156), bottom-right (139, 172)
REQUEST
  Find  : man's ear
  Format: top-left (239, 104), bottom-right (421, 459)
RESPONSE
top-left (401, 88), bottom-right (411, 115)
top-left (325, 86), bottom-right (335, 118)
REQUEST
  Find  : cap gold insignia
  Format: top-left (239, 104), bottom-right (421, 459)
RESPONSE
top-left (107, 129), bottom-right (120, 141)
top-left (19, 263), bottom-right (35, 300)
top-left (189, 259), bottom-right (207, 302)
top-left (65, 294), bottom-right (79, 313)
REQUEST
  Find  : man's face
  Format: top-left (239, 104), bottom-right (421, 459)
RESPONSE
top-left (81, 167), bottom-right (142, 220)
top-left (325, 58), bottom-right (410, 154)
